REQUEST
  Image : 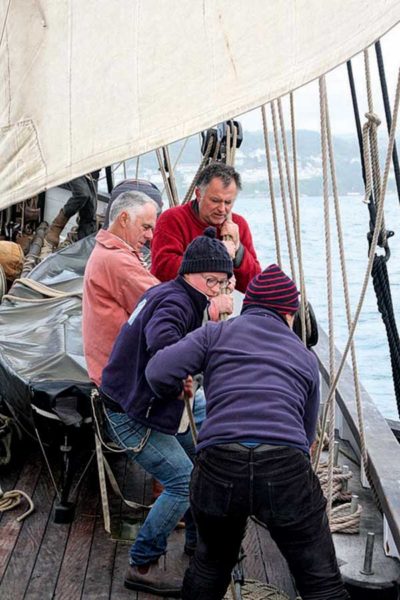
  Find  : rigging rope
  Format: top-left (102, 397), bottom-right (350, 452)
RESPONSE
top-left (375, 40), bottom-right (400, 201)
top-left (316, 66), bottom-right (400, 476)
top-left (323, 77), bottom-right (370, 491)
top-left (261, 105), bottom-right (282, 267)
top-left (270, 100), bottom-right (297, 282)
top-left (182, 134), bottom-right (215, 205)
top-left (348, 54), bottom-right (400, 420)
top-left (290, 93), bottom-right (308, 344)
top-left (318, 75), bottom-right (336, 523)
top-left (371, 256), bottom-right (400, 417)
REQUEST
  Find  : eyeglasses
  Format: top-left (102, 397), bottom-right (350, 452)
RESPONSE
top-left (200, 274), bottom-right (229, 289)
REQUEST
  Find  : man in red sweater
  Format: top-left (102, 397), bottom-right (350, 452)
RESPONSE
top-left (151, 162), bottom-right (261, 292)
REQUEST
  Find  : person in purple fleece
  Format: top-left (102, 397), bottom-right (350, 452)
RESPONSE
top-left (146, 264), bottom-right (350, 600)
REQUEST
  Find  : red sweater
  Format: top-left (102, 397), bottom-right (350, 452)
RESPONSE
top-left (151, 201), bottom-right (261, 292)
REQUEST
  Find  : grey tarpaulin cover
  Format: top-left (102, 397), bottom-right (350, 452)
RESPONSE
top-left (0, 236), bottom-right (96, 429)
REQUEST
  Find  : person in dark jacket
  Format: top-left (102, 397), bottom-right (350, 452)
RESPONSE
top-left (100, 227), bottom-right (233, 597)
top-left (45, 172), bottom-right (99, 249)
top-left (146, 264), bottom-right (350, 600)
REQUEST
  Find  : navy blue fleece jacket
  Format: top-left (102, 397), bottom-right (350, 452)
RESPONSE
top-left (100, 276), bottom-right (208, 434)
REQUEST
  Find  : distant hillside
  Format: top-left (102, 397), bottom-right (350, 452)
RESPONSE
top-left (111, 129), bottom-right (399, 198)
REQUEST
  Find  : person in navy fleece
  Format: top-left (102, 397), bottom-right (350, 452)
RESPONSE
top-left (100, 227), bottom-right (233, 597)
top-left (146, 264), bottom-right (350, 600)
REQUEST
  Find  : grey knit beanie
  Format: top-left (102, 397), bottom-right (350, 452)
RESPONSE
top-left (179, 227), bottom-right (233, 277)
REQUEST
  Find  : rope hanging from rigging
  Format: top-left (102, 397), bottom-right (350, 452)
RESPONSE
top-left (347, 48), bottom-right (400, 419)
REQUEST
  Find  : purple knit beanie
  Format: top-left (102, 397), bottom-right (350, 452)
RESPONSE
top-left (243, 264), bottom-right (299, 316)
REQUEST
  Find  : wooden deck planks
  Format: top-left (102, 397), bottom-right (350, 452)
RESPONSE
top-left (52, 466), bottom-right (99, 600)
top-left (253, 521), bottom-right (297, 598)
top-left (0, 452), bottom-right (43, 592)
top-left (0, 443), bottom-right (301, 600)
top-left (0, 464), bottom-right (57, 600)
top-left (109, 455), bottom-right (149, 600)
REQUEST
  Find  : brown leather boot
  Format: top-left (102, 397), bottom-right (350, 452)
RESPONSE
top-left (45, 209), bottom-right (69, 248)
top-left (124, 554), bottom-right (187, 597)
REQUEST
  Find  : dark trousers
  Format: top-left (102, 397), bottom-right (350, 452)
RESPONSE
top-left (63, 176), bottom-right (97, 239)
top-left (182, 444), bottom-right (350, 600)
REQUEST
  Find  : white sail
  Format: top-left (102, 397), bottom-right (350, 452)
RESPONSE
top-left (0, 0), bottom-right (399, 208)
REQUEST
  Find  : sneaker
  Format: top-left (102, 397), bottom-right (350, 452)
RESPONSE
top-left (124, 556), bottom-right (183, 597)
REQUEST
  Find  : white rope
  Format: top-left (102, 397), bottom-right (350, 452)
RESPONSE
top-left (318, 76), bottom-right (336, 522)
top-left (270, 100), bottom-right (297, 281)
top-left (315, 66), bottom-right (400, 474)
top-left (0, 488), bottom-right (35, 522)
top-left (261, 105), bottom-right (282, 267)
top-left (323, 80), bottom-right (369, 474)
top-left (289, 93), bottom-right (308, 343)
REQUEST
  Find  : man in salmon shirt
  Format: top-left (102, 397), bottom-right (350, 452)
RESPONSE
top-left (82, 190), bottom-right (232, 387)
top-left (82, 191), bottom-right (159, 387)
top-left (150, 162), bottom-right (261, 292)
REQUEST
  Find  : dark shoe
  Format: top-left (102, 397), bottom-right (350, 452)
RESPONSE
top-left (124, 557), bottom-right (183, 597)
top-left (45, 209), bottom-right (70, 248)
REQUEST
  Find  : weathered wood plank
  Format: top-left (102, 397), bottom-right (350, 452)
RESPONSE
top-left (242, 519), bottom-right (267, 582)
top-left (315, 327), bottom-right (400, 555)
top-left (81, 514), bottom-right (116, 600)
top-left (110, 453), bottom-right (146, 600)
top-left (0, 439), bottom-right (32, 526)
top-left (0, 462), bottom-right (55, 600)
top-left (253, 521), bottom-right (297, 599)
top-left (0, 452), bottom-right (42, 590)
top-left (24, 502), bottom-right (70, 600)
top-left (81, 449), bottom-right (129, 599)
top-left (53, 465), bottom-right (98, 600)
top-left (332, 442), bottom-right (400, 589)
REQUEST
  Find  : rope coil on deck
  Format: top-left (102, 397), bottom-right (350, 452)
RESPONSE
top-left (329, 503), bottom-right (363, 534)
top-left (0, 488), bottom-right (34, 522)
top-left (223, 579), bottom-right (295, 600)
top-left (316, 462), bottom-right (362, 533)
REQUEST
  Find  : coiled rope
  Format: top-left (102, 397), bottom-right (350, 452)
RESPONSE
top-left (0, 486), bottom-right (35, 522)
top-left (223, 580), bottom-right (297, 600)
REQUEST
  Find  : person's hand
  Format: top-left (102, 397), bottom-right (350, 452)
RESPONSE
top-left (178, 375), bottom-right (193, 400)
top-left (226, 275), bottom-right (236, 294)
top-left (222, 239), bottom-right (236, 259)
top-left (221, 221), bottom-right (240, 249)
top-left (208, 295), bottom-right (233, 321)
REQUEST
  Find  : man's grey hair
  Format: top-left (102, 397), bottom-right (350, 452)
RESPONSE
top-left (108, 191), bottom-right (158, 225)
top-left (196, 162), bottom-right (242, 197)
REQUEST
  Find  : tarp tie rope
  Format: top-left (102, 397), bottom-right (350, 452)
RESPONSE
top-left (90, 389), bottom-right (152, 533)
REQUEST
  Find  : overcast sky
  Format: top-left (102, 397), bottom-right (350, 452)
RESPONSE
top-left (239, 23), bottom-right (400, 136)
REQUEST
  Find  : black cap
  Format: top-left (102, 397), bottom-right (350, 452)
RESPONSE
top-left (179, 227), bottom-right (233, 277)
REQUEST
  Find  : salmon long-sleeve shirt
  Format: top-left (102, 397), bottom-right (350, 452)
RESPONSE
top-left (82, 229), bottom-right (159, 386)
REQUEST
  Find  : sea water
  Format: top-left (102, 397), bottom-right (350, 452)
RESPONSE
top-left (234, 192), bottom-right (400, 421)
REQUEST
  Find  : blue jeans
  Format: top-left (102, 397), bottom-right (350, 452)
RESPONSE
top-left (105, 394), bottom-right (205, 566)
top-left (182, 444), bottom-right (350, 600)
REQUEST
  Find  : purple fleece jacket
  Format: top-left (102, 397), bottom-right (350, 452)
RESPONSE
top-left (146, 306), bottom-right (320, 454)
